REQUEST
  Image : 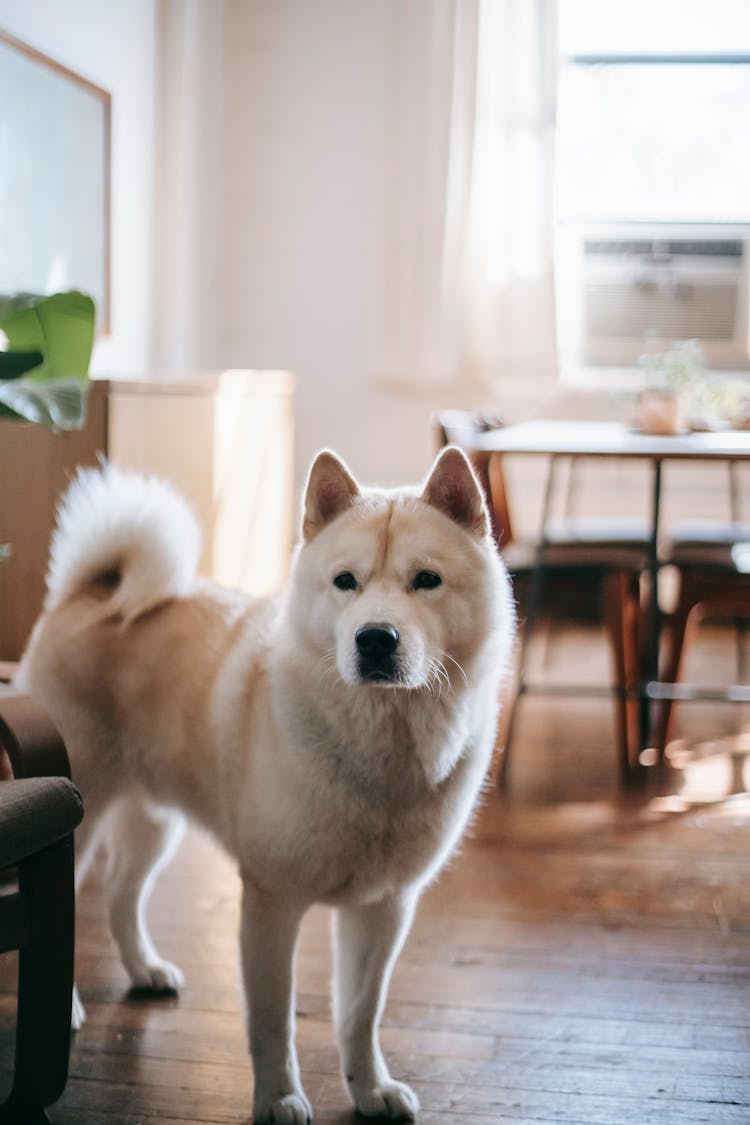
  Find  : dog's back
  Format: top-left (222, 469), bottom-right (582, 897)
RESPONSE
top-left (16, 464), bottom-right (269, 844)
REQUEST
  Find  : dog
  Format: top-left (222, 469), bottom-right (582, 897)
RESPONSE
top-left (16, 446), bottom-right (515, 1123)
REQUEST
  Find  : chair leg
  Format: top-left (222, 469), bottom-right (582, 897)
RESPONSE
top-left (602, 571), bottom-right (641, 780)
top-left (735, 619), bottom-right (748, 684)
top-left (497, 634), bottom-right (523, 787)
top-left (652, 577), bottom-right (699, 756)
top-left (497, 574), bottom-right (547, 789)
top-left (622, 573), bottom-right (644, 775)
top-left (3, 836), bottom-right (76, 1116)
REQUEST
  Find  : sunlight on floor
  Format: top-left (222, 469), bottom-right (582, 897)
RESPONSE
top-left (645, 727), bottom-right (750, 819)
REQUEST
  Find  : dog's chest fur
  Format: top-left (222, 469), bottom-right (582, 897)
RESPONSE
top-left (227, 664), bottom-right (491, 904)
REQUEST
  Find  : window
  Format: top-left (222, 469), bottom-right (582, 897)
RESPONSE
top-left (554, 1), bottom-right (750, 380)
top-left (556, 56), bottom-right (750, 225)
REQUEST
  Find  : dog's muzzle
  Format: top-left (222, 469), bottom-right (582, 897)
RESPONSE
top-left (355, 623), bottom-right (401, 683)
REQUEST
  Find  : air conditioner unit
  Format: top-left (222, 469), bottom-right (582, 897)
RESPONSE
top-left (555, 222), bottom-right (750, 383)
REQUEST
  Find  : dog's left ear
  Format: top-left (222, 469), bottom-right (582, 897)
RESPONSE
top-left (303, 450), bottom-right (360, 540)
top-left (421, 446), bottom-right (490, 538)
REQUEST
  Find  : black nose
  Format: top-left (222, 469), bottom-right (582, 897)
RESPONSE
top-left (355, 624), bottom-right (400, 659)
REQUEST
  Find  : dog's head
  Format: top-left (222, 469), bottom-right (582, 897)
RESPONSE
top-left (284, 448), bottom-right (511, 695)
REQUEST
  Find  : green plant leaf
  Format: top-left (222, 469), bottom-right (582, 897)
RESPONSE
top-left (0, 291), bottom-right (95, 382)
top-left (0, 349), bottom-right (44, 380)
top-left (0, 375), bottom-right (88, 430)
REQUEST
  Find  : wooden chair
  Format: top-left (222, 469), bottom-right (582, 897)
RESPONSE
top-left (433, 410), bottom-right (650, 782)
top-left (0, 690), bottom-right (83, 1124)
top-left (653, 520), bottom-right (750, 755)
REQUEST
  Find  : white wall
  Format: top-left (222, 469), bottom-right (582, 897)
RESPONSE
top-left (219, 0), bottom-right (415, 486)
top-left (153, 0), bottom-right (554, 491)
top-left (0, 0), bottom-right (158, 377)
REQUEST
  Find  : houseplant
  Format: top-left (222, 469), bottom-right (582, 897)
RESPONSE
top-left (0, 290), bottom-right (95, 572)
top-left (633, 339), bottom-right (706, 434)
top-left (635, 338), bottom-right (750, 432)
top-left (0, 290), bottom-right (95, 431)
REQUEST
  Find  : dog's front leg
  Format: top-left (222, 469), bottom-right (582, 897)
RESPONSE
top-left (334, 890), bottom-right (420, 1119)
top-left (240, 879), bottom-right (311, 1125)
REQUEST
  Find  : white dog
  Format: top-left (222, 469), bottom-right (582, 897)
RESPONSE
top-left (16, 447), bottom-right (514, 1123)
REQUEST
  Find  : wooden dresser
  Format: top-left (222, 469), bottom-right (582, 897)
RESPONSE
top-left (0, 370), bottom-right (295, 659)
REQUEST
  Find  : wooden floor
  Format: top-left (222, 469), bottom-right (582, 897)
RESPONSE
top-left (1, 623), bottom-right (749, 1124)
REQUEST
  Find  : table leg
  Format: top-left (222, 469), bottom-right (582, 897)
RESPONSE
top-left (640, 459), bottom-right (662, 752)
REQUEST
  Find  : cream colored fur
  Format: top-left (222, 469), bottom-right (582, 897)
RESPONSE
top-left (16, 448), bottom-right (514, 1124)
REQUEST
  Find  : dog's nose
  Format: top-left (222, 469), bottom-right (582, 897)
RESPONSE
top-left (355, 623), bottom-right (400, 659)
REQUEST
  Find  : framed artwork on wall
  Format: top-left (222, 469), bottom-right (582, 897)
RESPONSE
top-left (0, 29), bottom-right (111, 332)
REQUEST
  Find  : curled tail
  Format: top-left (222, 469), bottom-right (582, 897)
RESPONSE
top-left (45, 464), bottom-right (202, 622)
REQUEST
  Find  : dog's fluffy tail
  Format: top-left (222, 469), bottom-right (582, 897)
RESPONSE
top-left (45, 464), bottom-right (201, 622)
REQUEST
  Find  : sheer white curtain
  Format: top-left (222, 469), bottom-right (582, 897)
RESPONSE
top-left (377, 0), bottom-right (558, 386)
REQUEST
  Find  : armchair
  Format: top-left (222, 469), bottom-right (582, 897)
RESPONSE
top-left (0, 691), bottom-right (83, 1124)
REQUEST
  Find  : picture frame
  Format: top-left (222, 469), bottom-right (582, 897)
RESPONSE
top-left (0, 29), bottom-right (111, 332)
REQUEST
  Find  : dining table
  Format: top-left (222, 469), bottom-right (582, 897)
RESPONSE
top-left (469, 418), bottom-right (750, 771)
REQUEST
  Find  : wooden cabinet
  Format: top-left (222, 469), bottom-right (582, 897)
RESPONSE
top-left (0, 370), bottom-right (294, 659)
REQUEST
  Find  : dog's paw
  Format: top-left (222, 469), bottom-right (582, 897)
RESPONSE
top-left (130, 958), bottom-right (185, 993)
top-left (71, 984), bottom-right (86, 1031)
top-left (253, 1089), bottom-right (312, 1124)
top-left (353, 1079), bottom-right (419, 1120)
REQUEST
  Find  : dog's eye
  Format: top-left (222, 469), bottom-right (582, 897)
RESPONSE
top-left (412, 570), bottom-right (442, 591)
top-left (333, 571), bottom-right (358, 591)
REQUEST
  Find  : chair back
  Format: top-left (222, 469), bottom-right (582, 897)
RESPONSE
top-left (431, 410), bottom-right (513, 548)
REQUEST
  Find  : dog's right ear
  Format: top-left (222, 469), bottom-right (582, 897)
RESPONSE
top-left (302, 450), bottom-right (360, 540)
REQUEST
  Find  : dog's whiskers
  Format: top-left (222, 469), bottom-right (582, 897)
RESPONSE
top-left (424, 656), bottom-right (453, 701)
top-left (425, 662), bottom-right (441, 701)
top-left (315, 648), bottom-right (340, 684)
top-left (439, 651), bottom-right (468, 687)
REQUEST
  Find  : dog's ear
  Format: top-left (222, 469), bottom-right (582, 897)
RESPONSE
top-left (303, 450), bottom-right (360, 540)
top-left (421, 446), bottom-right (489, 538)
